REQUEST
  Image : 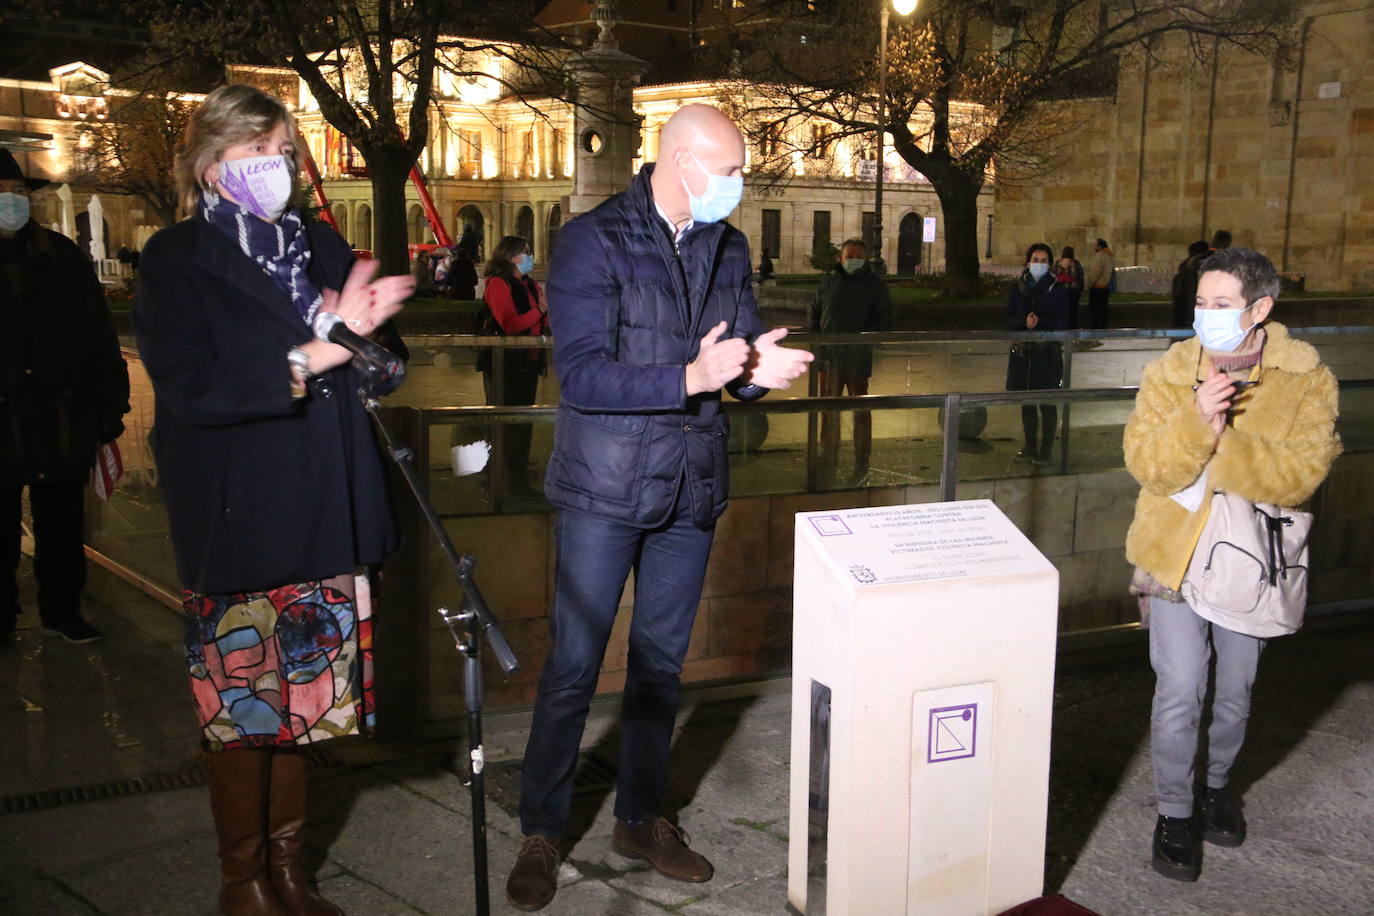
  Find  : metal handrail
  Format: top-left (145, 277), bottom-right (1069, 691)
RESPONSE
top-left (415, 378), bottom-right (1374, 504)
top-left (419, 324), bottom-right (1374, 347)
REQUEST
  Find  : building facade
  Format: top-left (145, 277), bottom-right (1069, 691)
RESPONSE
top-left (992, 0), bottom-right (1374, 290)
top-left (4, 1), bottom-right (1370, 288)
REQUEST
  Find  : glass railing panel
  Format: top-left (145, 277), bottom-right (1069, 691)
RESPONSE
top-left (85, 351), bottom-right (180, 598)
top-left (952, 391), bottom-right (1136, 486)
top-left (1295, 328), bottom-right (1374, 380)
top-left (1335, 383), bottom-right (1374, 452)
top-left (420, 409), bottom-right (556, 517)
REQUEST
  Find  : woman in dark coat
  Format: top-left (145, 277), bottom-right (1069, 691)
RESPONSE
top-left (481, 234), bottom-right (547, 497)
top-left (1006, 242), bottom-right (1072, 466)
top-left (134, 85), bottom-right (412, 916)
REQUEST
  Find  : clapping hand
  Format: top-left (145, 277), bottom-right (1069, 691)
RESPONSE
top-left (320, 258), bottom-right (413, 337)
top-left (1195, 364), bottom-right (1234, 436)
top-left (686, 321), bottom-right (751, 395)
top-left (304, 259), bottom-right (415, 374)
top-left (742, 327), bottom-right (814, 390)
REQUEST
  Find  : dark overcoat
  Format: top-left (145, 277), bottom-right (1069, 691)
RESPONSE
top-left (0, 222), bottom-right (129, 486)
top-left (807, 263), bottom-right (894, 376)
top-left (1005, 271), bottom-right (1072, 391)
top-left (543, 164), bottom-right (766, 529)
top-left (134, 217), bottom-right (398, 594)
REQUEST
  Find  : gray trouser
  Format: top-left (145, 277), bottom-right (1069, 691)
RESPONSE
top-left (1149, 596), bottom-right (1266, 818)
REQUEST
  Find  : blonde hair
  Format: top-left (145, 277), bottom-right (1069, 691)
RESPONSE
top-left (174, 84), bottom-right (299, 215)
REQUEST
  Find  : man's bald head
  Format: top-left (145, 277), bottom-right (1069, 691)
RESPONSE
top-left (660, 104), bottom-right (744, 161)
top-left (650, 104), bottom-right (746, 228)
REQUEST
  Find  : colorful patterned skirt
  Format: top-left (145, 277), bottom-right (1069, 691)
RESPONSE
top-left (183, 572), bottom-right (375, 751)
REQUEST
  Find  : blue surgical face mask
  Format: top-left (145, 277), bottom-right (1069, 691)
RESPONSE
top-left (0, 192), bottom-right (30, 232)
top-left (1193, 306), bottom-right (1256, 352)
top-left (841, 258), bottom-right (865, 274)
top-left (1028, 262), bottom-right (1050, 280)
top-left (515, 253), bottom-right (534, 275)
top-left (681, 151), bottom-right (743, 224)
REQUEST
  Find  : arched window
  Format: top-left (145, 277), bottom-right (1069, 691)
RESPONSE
top-left (456, 205), bottom-right (485, 259)
top-left (332, 204), bottom-right (348, 243)
top-left (897, 212), bottom-right (923, 275)
top-left (515, 205), bottom-right (534, 246)
top-left (408, 204), bottom-right (427, 245)
top-left (355, 204), bottom-right (372, 251)
top-left (547, 204), bottom-right (562, 262)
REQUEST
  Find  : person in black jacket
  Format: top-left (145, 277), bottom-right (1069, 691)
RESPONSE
top-left (505, 104), bottom-right (813, 911)
top-left (445, 245), bottom-right (479, 300)
top-left (808, 238), bottom-right (893, 482)
top-left (1171, 240), bottom-right (1211, 328)
top-left (134, 85), bottom-right (412, 916)
top-left (0, 149), bottom-right (129, 646)
top-left (1006, 243), bottom-right (1072, 466)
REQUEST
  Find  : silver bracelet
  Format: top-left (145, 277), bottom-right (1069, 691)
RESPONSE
top-left (287, 346), bottom-right (313, 378)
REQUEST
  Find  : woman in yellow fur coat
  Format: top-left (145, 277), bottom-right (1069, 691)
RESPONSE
top-left (1122, 247), bottom-right (1340, 882)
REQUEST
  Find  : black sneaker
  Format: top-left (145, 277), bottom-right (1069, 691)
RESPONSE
top-left (41, 616), bottom-right (104, 644)
top-left (1152, 814), bottom-right (1200, 881)
top-left (1201, 785), bottom-right (1246, 847)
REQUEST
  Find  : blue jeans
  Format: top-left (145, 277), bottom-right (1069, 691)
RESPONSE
top-left (519, 497), bottom-right (715, 836)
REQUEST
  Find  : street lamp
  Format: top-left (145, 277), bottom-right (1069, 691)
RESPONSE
top-left (875, 0), bottom-right (917, 272)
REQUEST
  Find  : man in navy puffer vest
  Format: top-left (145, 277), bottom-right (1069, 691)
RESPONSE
top-left (506, 105), bottom-right (813, 911)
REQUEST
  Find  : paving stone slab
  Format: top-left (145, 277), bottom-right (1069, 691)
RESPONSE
top-left (679, 874), bottom-right (793, 915)
top-left (59, 835), bottom-right (219, 916)
top-left (0, 788), bottom-right (211, 874)
top-left (0, 865), bottom-right (102, 916)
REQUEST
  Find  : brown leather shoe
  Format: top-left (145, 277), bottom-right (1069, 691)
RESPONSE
top-left (506, 835), bottom-right (560, 911)
top-left (611, 817), bottom-right (713, 883)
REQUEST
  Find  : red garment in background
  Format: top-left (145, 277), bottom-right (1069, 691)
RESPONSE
top-left (485, 274), bottom-right (547, 336)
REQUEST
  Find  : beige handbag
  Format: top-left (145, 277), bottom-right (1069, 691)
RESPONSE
top-left (1183, 491), bottom-right (1312, 638)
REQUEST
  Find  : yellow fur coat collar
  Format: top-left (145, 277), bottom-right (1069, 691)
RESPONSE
top-left (1123, 321), bottom-right (1341, 591)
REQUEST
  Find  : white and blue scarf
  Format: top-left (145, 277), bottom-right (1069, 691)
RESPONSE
top-left (201, 190), bottom-right (323, 324)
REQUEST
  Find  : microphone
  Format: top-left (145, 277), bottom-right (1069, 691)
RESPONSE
top-left (313, 312), bottom-right (406, 382)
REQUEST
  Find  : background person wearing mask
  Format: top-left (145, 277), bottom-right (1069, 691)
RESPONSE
top-left (1006, 242), bottom-right (1071, 466)
top-left (0, 149), bottom-right (129, 646)
top-left (480, 234), bottom-right (547, 499)
top-left (808, 238), bottom-right (893, 483)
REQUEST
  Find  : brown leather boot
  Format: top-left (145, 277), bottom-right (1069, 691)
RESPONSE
top-left (205, 748), bottom-right (291, 916)
top-left (505, 835), bottom-right (560, 911)
top-left (267, 750), bottom-right (345, 916)
top-left (611, 817), bottom-right (713, 883)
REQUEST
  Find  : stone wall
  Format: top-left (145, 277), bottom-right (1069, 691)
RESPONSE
top-left (992, 1), bottom-right (1374, 290)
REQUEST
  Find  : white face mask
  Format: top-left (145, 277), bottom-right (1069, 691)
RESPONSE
top-left (217, 154), bottom-right (294, 221)
top-left (841, 258), bottom-right (865, 274)
top-left (681, 151), bottom-right (743, 224)
top-left (0, 192), bottom-right (30, 232)
top-left (1193, 306), bottom-right (1256, 352)
top-left (1028, 262), bottom-right (1050, 280)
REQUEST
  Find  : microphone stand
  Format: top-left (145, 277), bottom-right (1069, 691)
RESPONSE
top-left (353, 363), bottom-right (519, 916)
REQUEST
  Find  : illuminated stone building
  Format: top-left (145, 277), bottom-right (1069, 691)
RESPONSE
top-left (5, 2), bottom-right (1371, 288)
